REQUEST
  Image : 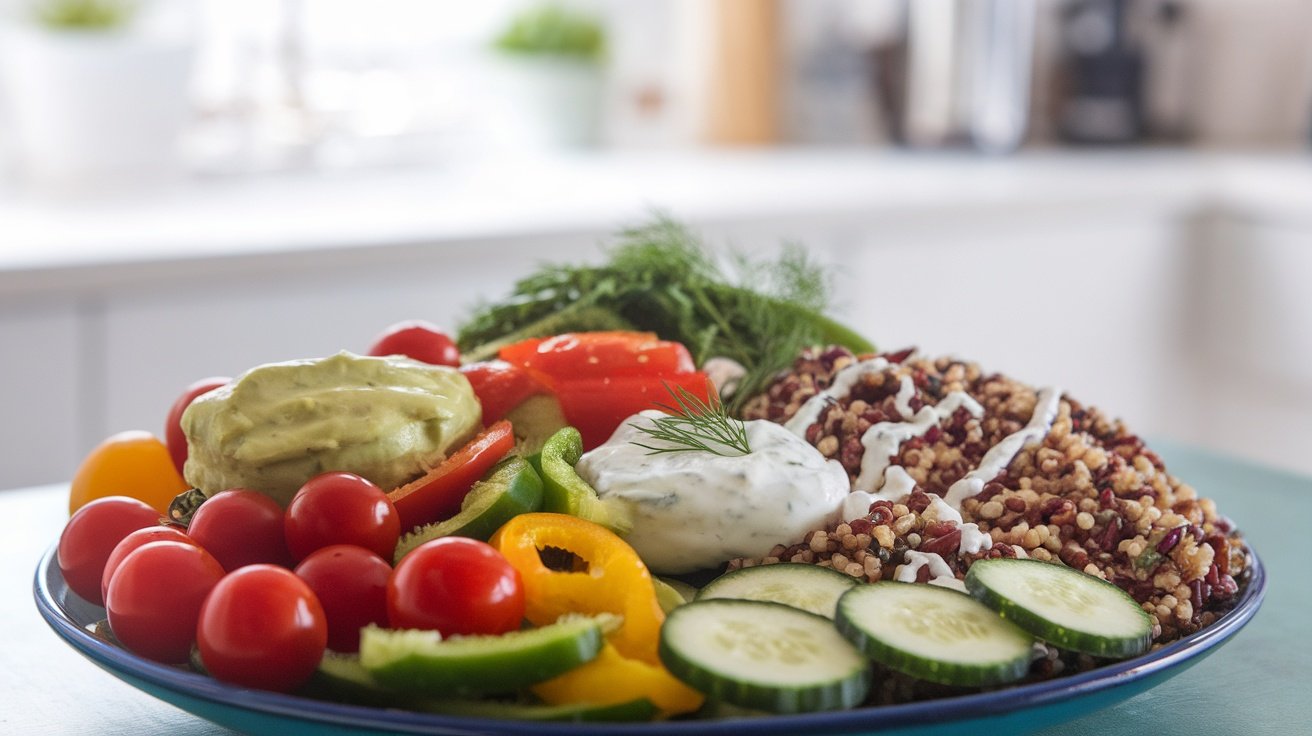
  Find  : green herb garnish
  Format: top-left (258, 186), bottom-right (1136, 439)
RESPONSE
top-left (631, 383), bottom-right (751, 457)
top-left (457, 216), bottom-right (874, 413)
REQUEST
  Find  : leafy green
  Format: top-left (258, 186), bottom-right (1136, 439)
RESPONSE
top-left (457, 216), bottom-right (874, 412)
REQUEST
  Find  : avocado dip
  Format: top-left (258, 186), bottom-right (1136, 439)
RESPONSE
top-left (182, 351), bottom-right (481, 506)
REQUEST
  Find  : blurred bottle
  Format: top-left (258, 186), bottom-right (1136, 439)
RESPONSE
top-left (705, 0), bottom-right (779, 145)
top-left (1056, 0), bottom-right (1144, 144)
top-left (1138, 0), bottom-right (1193, 142)
top-left (897, 0), bottom-right (1037, 152)
top-left (779, 0), bottom-right (893, 146)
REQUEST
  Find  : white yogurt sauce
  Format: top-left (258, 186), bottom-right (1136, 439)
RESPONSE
top-left (578, 411), bottom-right (849, 575)
top-left (943, 386), bottom-right (1062, 510)
top-left (784, 357), bottom-right (889, 437)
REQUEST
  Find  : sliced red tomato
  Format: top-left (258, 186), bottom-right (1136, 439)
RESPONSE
top-left (499, 332), bottom-right (695, 380)
top-left (555, 372), bottom-right (713, 450)
top-left (459, 360), bottom-right (552, 425)
top-left (386, 420), bottom-right (515, 533)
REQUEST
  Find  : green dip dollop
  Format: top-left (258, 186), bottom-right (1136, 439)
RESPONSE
top-left (181, 351), bottom-right (481, 506)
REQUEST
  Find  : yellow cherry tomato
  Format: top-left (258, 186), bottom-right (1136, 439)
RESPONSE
top-left (69, 430), bottom-right (189, 516)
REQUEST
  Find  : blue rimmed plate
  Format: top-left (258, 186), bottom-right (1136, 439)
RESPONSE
top-left (33, 543), bottom-right (1265, 736)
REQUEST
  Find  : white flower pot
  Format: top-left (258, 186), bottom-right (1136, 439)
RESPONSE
top-left (482, 54), bottom-right (604, 149)
top-left (0, 23), bottom-right (194, 190)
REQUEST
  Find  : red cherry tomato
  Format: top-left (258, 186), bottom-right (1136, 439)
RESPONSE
top-left (164, 377), bottom-right (230, 476)
top-left (106, 540), bottom-right (225, 663)
top-left (189, 489), bottom-right (293, 571)
top-left (387, 537), bottom-right (524, 637)
top-left (387, 420), bottom-right (515, 532)
top-left (367, 320), bottom-right (460, 367)
top-left (284, 472), bottom-right (400, 562)
top-left (101, 525), bottom-right (196, 603)
top-left (197, 565), bottom-right (327, 692)
top-left (58, 496), bottom-right (161, 606)
top-left (294, 545), bottom-right (391, 653)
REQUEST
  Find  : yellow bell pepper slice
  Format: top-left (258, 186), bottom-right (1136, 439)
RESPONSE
top-left (490, 513), bottom-right (704, 716)
top-left (490, 512), bottom-right (665, 664)
top-left (532, 642), bottom-right (704, 717)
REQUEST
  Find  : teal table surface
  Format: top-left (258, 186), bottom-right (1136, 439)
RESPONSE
top-left (2, 441), bottom-right (1305, 735)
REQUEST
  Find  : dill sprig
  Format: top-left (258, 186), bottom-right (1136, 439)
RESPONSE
top-left (630, 383), bottom-right (752, 457)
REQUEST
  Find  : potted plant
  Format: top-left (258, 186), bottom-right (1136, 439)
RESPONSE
top-left (485, 3), bottom-right (607, 148)
top-left (0, 0), bottom-right (195, 190)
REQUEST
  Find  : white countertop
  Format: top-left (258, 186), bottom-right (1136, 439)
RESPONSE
top-left (3, 148), bottom-right (1310, 300)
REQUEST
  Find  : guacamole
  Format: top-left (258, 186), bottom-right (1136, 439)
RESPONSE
top-left (182, 351), bottom-right (481, 506)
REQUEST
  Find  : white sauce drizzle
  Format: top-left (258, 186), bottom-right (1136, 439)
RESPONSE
top-left (921, 493), bottom-right (993, 555)
top-left (839, 466), bottom-right (919, 521)
top-left (895, 550), bottom-right (966, 592)
top-left (943, 386), bottom-right (1062, 510)
top-left (892, 375), bottom-right (916, 419)
top-left (785, 358), bottom-right (889, 437)
top-left (853, 391), bottom-right (984, 493)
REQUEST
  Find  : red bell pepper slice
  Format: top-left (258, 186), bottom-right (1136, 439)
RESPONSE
top-left (386, 420), bottom-right (515, 533)
top-left (460, 360), bottom-right (552, 425)
top-left (499, 332), bottom-right (695, 379)
top-left (554, 372), bottom-right (713, 451)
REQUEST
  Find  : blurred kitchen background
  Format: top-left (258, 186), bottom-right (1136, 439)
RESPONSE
top-left (1, 0), bottom-right (1311, 490)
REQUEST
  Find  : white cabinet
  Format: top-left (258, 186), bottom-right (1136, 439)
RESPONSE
top-left (0, 303), bottom-right (81, 487)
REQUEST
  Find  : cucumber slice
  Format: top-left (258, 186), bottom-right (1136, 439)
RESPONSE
top-left (659, 599), bottom-right (871, 714)
top-left (359, 614), bottom-right (611, 695)
top-left (696, 563), bottom-right (858, 619)
top-left (835, 581), bottom-right (1033, 687)
top-left (965, 558), bottom-right (1153, 658)
top-left (394, 456), bottom-right (543, 562)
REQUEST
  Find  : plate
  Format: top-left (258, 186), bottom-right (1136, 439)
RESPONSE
top-left (34, 543), bottom-right (1265, 736)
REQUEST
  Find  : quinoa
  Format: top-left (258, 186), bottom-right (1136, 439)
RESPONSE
top-left (735, 346), bottom-right (1249, 646)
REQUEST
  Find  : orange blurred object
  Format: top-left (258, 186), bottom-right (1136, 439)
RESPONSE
top-left (69, 430), bottom-right (190, 516)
